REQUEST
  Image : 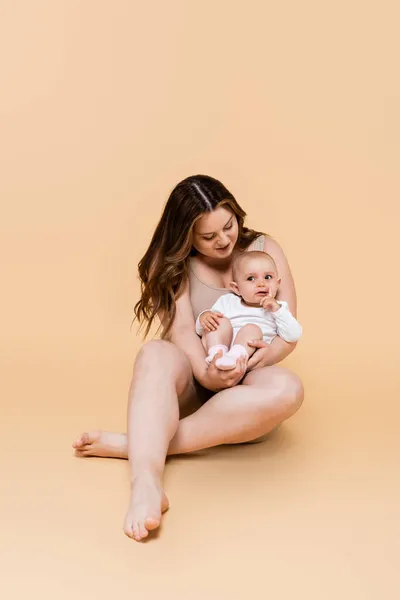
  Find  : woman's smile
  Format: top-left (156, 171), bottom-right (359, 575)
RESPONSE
top-left (215, 243), bottom-right (231, 252)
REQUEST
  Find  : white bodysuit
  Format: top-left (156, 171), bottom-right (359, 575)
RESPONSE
top-left (195, 293), bottom-right (302, 344)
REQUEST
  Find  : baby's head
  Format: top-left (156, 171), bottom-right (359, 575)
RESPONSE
top-left (230, 251), bottom-right (281, 304)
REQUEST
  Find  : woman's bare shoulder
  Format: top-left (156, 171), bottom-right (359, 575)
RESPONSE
top-left (263, 235), bottom-right (286, 259)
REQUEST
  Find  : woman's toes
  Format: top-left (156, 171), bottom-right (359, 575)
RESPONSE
top-left (123, 525), bottom-right (131, 538)
top-left (138, 521), bottom-right (149, 539)
top-left (132, 523), bottom-right (142, 541)
top-left (123, 513), bottom-right (135, 539)
top-left (72, 433), bottom-right (89, 448)
top-left (74, 449), bottom-right (86, 457)
top-left (123, 475), bottom-right (166, 541)
top-left (72, 431), bottom-right (101, 449)
top-left (145, 517), bottom-right (160, 532)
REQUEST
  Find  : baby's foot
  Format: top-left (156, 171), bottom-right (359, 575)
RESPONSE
top-left (216, 344), bottom-right (248, 371)
top-left (205, 344), bottom-right (228, 365)
top-left (123, 472), bottom-right (169, 541)
top-left (215, 354), bottom-right (237, 370)
top-left (72, 431), bottom-right (128, 458)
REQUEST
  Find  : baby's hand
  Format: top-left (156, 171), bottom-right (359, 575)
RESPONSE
top-left (199, 310), bottom-right (224, 332)
top-left (260, 290), bottom-right (280, 312)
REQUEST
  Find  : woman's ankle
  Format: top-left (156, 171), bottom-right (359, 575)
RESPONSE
top-left (130, 467), bottom-right (164, 487)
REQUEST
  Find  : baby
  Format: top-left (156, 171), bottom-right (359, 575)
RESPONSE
top-left (195, 250), bottom-right (302, 370)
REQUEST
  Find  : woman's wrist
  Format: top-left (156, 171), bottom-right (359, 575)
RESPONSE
top-left (193, 364), bottom-right (214, 390)
top-left (196, 370), bottom-right (225, 392)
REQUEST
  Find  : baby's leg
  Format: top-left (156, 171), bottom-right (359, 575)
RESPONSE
top-left (202, 317), bottom-right (233, 363)
top-left (233, 324), bottom-right (263, 357)
top-left (216, 324), bottom-right (263, 370)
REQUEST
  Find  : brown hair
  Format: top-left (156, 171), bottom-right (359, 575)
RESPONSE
top-left (132, 175), bottom-right (266, 338)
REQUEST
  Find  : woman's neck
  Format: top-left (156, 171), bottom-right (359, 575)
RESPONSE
top-left (195, 248), bottom-right (240, 271)
top-left (196, 254), bottom-right (232, 272)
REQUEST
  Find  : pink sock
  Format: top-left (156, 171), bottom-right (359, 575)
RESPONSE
top-left (205, 344), bottom-right (228, 365)
top-left (227, 344), bottom-right (248, 359)
top-left (215, 344), bottom-right (248, 370)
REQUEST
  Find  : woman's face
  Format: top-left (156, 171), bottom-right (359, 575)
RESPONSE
top-left (192, 206), bottom-right (239, 259)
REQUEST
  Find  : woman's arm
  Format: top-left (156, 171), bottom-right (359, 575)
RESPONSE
top-left (163, 280), bottom-right (209, 385)
top-left (164, 280), bottom-right (245, 391)
top-left (248, 335), bottom-right (297, 368)
top-left (265, 236), bottom-right (297, 317)
top-left (247, 237), bottom-right (299, 369)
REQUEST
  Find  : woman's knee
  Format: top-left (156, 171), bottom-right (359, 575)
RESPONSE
top-left (134, 340), bottom-right (192, 392)
top-left (136, 338), bottom-right (185, 359)
top-left (245, 366), bottom-right (304, 416)
top-left (277, 369), bottom-right (304, 415)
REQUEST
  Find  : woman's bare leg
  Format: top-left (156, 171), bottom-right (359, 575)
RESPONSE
top-left (123, 340), bottom-right (194, 541)
top-left (74, 364), bottom-right (302, 456)
top-left (73, 341), bottom-right (303, 541)
top-left (168, 365), bottom-right (303, 453)
top-left (73, 344), bottom-right (304, 483)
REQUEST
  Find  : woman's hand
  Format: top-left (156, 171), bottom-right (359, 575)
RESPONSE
top-left (204, 350), bottom-right (248, 392)
top-left (199, 310), bottom-right (224, 332)
top-left (246, 340), bottom-right (272, 371)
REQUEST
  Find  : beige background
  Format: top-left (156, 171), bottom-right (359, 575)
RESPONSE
top-left (1, 1), bottom-right (399, 598)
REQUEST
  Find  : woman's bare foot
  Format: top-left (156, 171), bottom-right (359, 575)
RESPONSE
top-left (123, 472), bottom-right (169, 541)
top-left (72, 431), bottom-right (128, 459)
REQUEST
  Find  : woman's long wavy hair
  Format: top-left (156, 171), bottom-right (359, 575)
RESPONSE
top-left (132, 174), bottom-right (266, 339)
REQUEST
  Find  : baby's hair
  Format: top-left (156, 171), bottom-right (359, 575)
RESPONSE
top-left (232, 250), bottom-right (277, 281)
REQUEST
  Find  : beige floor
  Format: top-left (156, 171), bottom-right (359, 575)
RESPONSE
top-left (2, 1), bottom-right (400, 598)
top-left (2, 338), bottom-right (399, 599)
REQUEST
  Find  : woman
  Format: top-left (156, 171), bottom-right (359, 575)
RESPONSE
top-left (73, 174), bottom-right (304, 542)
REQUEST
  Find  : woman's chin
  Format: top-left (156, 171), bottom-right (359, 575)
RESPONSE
top-left (214, 244), bottom-right (232, 256)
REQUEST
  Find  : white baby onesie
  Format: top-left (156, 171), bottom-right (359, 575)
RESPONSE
top-left (195, 292), bottom-right (302, 344)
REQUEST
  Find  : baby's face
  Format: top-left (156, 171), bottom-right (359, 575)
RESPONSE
top-left (232, 256), bottom-right (280, 305)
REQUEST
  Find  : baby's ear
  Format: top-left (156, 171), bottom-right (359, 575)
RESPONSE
top-left (277, 277), bottom-right (282, 285)
top-left (230, 281), bottom-right (239, 294)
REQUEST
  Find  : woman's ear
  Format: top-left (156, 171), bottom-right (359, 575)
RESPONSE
top-left (230, 281), bottom-right (240, 295)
